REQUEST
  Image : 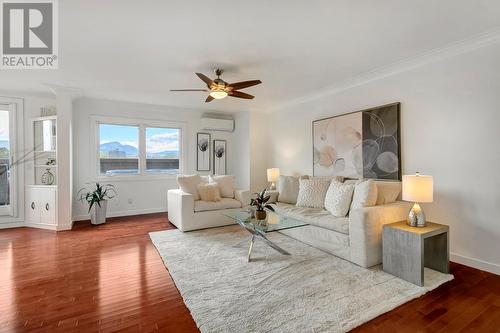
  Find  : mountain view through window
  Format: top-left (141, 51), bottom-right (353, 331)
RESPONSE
top-left (99, 123), bottom-right (180, 175)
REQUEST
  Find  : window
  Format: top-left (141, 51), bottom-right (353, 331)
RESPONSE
top-left (99, 124), bottom-right (139, 175)
top-left (145, 127), bottom-right (180, 174)
top-left (96, 119), bottom-right (183, 178)
top-left (0, 109), bottom-right (10, 208)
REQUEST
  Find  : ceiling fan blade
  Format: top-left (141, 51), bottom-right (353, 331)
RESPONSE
top-left (195, 73), bottom-right (213, 88)
top-left (205, 95), bottom-right (214, 103)
top-left (229, 91), bottom-right (254, 99)
top-left (170, 89), bottom-right (208, 92)
top-left (228, 80), bottom-right (262, 90)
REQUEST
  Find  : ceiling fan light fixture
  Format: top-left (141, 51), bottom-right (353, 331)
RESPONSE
top-left (209, 90), bottom-right (228, 99)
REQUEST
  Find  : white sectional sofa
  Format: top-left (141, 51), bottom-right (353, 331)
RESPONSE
top-left (168, 173), bottom-right (409, 268)
top-left (272, 180), bottom-right (411, 268)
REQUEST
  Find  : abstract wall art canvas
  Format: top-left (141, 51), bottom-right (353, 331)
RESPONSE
top-left (197, 132), bottom-right (211, 171)
top-left (213, 139), bottom-right (227, 175)
top-left (313, 103), bottom-right (401, 180)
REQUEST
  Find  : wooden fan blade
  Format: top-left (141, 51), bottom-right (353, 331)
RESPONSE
top-left (228, 80), bottom-right (262, 90)
top-left (195, 73), bottom-right (213, 88)
top-left (229, 91), bottom-right (254, 99)
top-left (170, 89), bottom-right (208, 91)
top-left (205, 95), bottom-right (214, 103)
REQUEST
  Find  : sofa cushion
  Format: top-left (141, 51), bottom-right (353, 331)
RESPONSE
top-left (177, 174), bottom-right (204, 200)
top-left (194, 198), bottom-right (242, 212)
top-left (324, 180), bottom-right (355, 217)
top-left (197, 183), bottom-right (221, 202)
top-left (277, 175), bottom-right (308, 204)
top-left (296, 178), bottom-right (331, 208)
top-left (375, 181), bottom-right (401, 205)
top-left (209, 175), bottom-right (235, 198)
top-left (350, 179), bottom-right (378, 210)
top-left (275, 203), bottom-right (349, 235)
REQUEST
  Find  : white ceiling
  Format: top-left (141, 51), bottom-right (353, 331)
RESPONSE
top-left (1, 0), bottom-right (500, 112)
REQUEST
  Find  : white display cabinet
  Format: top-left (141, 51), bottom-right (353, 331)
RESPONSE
top-left (25, 116), bottom-right (58, 229)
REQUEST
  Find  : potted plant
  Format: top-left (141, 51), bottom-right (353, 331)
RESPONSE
top-left (78, 183), bottom-right (116, 225)
top-left (250, 189), bottom-right (275, 220)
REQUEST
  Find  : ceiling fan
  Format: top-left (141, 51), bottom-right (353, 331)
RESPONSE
top-left (170, 69), bottom-right (262, 103)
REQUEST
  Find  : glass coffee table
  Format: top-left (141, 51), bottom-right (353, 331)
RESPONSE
top-left (223, 210), bottom-right (308, 262)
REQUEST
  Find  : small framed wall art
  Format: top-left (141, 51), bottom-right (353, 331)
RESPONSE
top-left (213, 139), bottom-right (227, 175)
top-left (197, 132), bottom-right (211, 171)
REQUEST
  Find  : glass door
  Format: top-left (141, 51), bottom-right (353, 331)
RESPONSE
top-left (0, 107), bottom-right (11, 215)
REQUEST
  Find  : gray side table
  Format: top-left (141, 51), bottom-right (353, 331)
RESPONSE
top-left (383, 221), bottom-right (449, 286)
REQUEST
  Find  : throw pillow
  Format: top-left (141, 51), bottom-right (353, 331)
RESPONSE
top-left (197, 183), bottom-right (222, 202)
top-left (277, 175), bottom-right (308, 204)
top-left (296, 178), bottom-right (331, 208)
top-left (350, 179), bottom-right (378, 211)
top-left (209, 175), bottom-right (235, 198)
top-left (177, 174), bottom-right (202, 200)
top-left (324, 180), bottom-right (355, 217)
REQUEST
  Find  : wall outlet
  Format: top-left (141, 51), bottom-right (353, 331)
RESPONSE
top-left (128, 198), bottom-right (133, 205)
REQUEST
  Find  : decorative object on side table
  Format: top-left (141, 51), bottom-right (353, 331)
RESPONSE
top-left (196, 132), bottom-right (211, 171)
top-left (383, 221), bottom-right (449, 286)
top-left (402, 172), bottom-right (433, 227)
top-left (41, 168), bottom-right (55, 185)
top-left (78, 183), bottom-right (116, 225)
top-left (266, 168), bottom-right (280, 190)
top-left (213, 139), bottom-right (227, 175)
top-left (250, 188), bottom-right (275, 220)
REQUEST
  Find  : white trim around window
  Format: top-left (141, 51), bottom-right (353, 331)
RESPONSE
top-left (89, 115), bottom-right (187, 182)
top-left (0, 96), bottom-right (24, 222)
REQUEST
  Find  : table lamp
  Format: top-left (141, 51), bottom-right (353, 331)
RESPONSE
top-left (402, 172), bottom-right (433, 227)
top-left (266, 168), bottom-right (280, 190)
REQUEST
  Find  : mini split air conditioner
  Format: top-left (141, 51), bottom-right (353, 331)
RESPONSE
top-left (201, 117), bottom-right (234, 132)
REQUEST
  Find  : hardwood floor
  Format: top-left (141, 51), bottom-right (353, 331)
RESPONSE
top-left (0, 214), bottom-right (198, 333)
top-left (0, 214), bottom-right (498, 333)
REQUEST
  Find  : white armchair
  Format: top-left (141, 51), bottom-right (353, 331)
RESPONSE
top-left (168, 189), bottom-right (250, 232)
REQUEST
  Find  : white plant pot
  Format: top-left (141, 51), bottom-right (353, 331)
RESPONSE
top-left (90, 200), bottom-right (108, 225)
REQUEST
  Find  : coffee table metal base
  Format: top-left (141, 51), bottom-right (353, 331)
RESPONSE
top-left (245, 227), bottom-right (290, 262)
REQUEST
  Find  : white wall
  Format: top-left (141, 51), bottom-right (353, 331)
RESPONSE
top-left (265, 43), bottom-right (500, 274)
top-left (232, 110), bottom-right (251, 190)
top-left (72, 98), bottom-right (248, 220)
top-left (249, 111), bottom-right (270, 192)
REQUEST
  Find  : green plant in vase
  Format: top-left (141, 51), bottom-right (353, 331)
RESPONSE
top-left (250, 188), bottom-right (275, 220)
top-left (78, 183), bottom-right (116, 225)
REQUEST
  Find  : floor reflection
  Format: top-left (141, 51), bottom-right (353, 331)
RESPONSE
top-left (0, 214), bottom-right (199, 332)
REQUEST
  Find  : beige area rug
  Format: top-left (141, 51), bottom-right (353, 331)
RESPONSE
top-left (149, 225), bottom-right (453, 333)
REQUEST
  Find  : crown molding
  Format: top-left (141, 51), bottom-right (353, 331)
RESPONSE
top-left (269, 27), bottom-right (500, 112)
top-left (44, 84), bottom-right (84, 99)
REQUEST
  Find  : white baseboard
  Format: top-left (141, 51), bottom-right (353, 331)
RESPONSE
top-left (72, 207), bottom-right (167, 222)
top-left (25, 222), bottom-right (58, 231)
top-left (451, 252), bottom-right (500, 275)
top-left (0, 221), bottom-right (24, 229)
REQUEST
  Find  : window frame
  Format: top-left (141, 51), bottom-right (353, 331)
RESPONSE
top-left (91, 116), bottom-right (186, 181)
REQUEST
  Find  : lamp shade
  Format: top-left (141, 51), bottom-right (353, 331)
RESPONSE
top-left (402, 173), bottom-right (433, 203)
top-left (267, 168), bottom-right (280, 182)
